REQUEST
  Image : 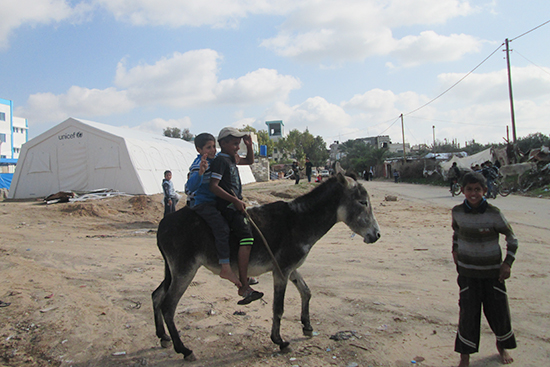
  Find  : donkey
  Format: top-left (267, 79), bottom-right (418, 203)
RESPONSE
top-left (152, 173), bottom-right (381, 361)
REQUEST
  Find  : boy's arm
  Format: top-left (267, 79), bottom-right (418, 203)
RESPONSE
top-left (451, 211), bottom-right (459, 264)
top-left (185, 171), bottom-right (203, 195)
top-left (185, 155), bottom-right (209, 194)
top-left (497, 211), bottom-right (518, 267)
top-left (237, 135), bottom-right (254, 165)
top-left (209, 178), bottom-right (246, 212)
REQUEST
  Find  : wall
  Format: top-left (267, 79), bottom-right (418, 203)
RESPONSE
top-left (250, 157), bottom-right (270, 182)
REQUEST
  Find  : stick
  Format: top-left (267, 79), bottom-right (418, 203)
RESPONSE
top-left (244, 210), bottom-right (286, 280)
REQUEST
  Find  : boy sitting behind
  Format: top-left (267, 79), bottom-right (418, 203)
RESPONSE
top-left (185, 133), bottom-right (241, 288)
top-left (452, 172), bottom-right (518, 366)
top-left (209, 127), bottom-right (263, 305)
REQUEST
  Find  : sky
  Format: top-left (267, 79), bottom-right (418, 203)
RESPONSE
top-left (1, 0), bottom-right (549, 148)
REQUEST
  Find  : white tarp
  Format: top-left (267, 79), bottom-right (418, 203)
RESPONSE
top-left (9, 118), bottom-right (255, 199)
top-left (439, 148), bottom-right (493, 178)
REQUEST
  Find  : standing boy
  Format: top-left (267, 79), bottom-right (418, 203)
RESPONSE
top-left (185, 133), bottom-right (242, 288)
top-left (305, 158), bottom-right (313, 182)
top-left (162, 170), bottom-right (179, 216)
top-left (209, 127), bottom-right (263, 305)
top-left (452, 172), bottom-right (518, 366)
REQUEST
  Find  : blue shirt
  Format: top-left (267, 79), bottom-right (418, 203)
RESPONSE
top-left (185, 154), bottom-right (217, 207)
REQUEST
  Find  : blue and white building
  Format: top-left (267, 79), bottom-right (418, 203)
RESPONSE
top-left (0, 98), bottom-right (28, 163)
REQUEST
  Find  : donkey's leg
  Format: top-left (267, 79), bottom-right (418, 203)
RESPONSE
top-left (161, 265), bottom-right (200, 361)
top-left (152, 263), bottom-right (173, 346)
top-left (152, 279), bottom-right (172, 347)
top-left (289, 270), bottom-right (313, 337)
top-left (270, 273), bottom-right (291, 351)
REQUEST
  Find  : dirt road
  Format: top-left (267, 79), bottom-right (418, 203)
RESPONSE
top-left (0, 178), bottom-right (549, 367)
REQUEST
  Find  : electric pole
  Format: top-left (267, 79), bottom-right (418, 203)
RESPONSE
top-left (505, 38), bottom-right (517, 143)
top-left (400, 114), bottom-right (406, 163)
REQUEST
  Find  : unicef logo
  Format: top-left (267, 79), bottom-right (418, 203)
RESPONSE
top-left (58, 131), bottom-right (84, 140)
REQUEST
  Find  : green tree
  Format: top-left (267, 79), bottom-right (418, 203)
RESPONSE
top-left (181, 128), bottom-right (194, 141)
top-left (275, 129), bottom-right (328, 166)
top-left (516, 132), bottom-right (550, 153)
top-left (339, 139), bottom-right (388, 173)
top-left (163, 127), bottom-right (182, 138)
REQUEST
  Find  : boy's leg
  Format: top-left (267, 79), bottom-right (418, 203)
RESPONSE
top-left (221, 207), bottom-right (263, 304)
top-left (482, 279), bottom-right (516, 363)
top-left (192, 203), bottom-right (241, 287)
top-left (455, 276), bottom-right (482, 356)
top-left (458, 354), bottom-right (470, 367)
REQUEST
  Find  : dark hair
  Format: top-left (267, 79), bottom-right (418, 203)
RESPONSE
top-left (461, 172), bottom-right (487, 189)
top-left (164, 170), bottom-right (171, 176)
top-left (194, 133), bottom-right (216, 149)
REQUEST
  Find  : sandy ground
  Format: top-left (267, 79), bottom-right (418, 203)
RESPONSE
top-left (0, 178), bottom-right (549, 367)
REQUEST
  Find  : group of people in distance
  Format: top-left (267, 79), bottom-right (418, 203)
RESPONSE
top-left (163, 127), bottom-right (263, 305)
top-left (163, 136), bottom-right (518, 366)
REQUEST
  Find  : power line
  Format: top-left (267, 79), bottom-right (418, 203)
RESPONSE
top-left (510, 19), bottom-right (550, 42)
top-left (513, 49), bottom-right (550, 77)
top-left (407, 115), bottom-right (506, 127)
top-left (403, 42), bottom-right (503, 117)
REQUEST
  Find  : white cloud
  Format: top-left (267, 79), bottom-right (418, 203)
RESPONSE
top-left (115, 50), bottom-right (221, 107)
top-left (97, 0), bottom-right (296, 28)
top-left (115, 51), bottom-right (301, 107)
top-left (128, 117), bottom-right (192, 135)
top-left (216, 68), bottom-right (301, 105)
top-left (436, 65), bottom-right (550, 104)
top-left (18, 50), bottom-right (301, 123)
top-left (390, 31), bottom-right (483, 67)
top-left (15, 86), bottom-right (135, 124)
top-left (261, 0), bottom-right (478, 65)
top-left (0, 0), bottom-right (92, 49)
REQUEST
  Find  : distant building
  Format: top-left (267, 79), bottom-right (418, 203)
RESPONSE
top-left (266, 120), bottom-right (285, 162)
top-left (265, 120), bottom-right (284, 141)
top-left (357, 135), bottom-right (391, 149)
top-left (387, 142), bottom-right (410, 154)
top-left (0, 98), bottom-right (28, 162)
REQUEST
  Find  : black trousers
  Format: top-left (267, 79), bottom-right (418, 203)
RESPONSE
top-left (455, 275), bottom-right (517, 354)
top-left (192, 202), bottom-right (230, 263)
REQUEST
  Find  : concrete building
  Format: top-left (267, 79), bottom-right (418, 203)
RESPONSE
top-left (266, 120), bottom-right (285, 162)
top-left (0, 98), bottom-right (28, 162)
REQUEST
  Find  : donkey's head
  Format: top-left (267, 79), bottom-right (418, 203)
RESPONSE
top-left (335, 173), bottom-right (381, 243)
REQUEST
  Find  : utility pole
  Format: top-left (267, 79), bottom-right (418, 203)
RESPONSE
top-left (432, 125), bottom-right (436, 153)
top-left (400, 114), bottom-right (406, 163)
top-left (505, 38), bottom-right (517, 143)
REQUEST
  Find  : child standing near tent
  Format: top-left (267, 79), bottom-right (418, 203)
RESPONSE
top-left (452, 172), bottom-right (517, 366)
top-left (185, 133), bottom-right (242, 288)
top-left (162, 170), bottom-right (179, 216)
top-left (209, 127), bottom-right (263, 305)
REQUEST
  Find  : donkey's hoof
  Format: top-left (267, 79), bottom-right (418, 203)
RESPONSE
top-left (160, 339), bottom-right (172, 348)
top-left (279, 342), bottom-right (291, 353)
top-left (184, 352), bottom-right (197, 361)
top-left (303, 328), bottom-right (313, 337)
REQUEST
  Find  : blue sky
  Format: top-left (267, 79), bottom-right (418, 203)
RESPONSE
top-left (1, 0), bottom-right (549, 147)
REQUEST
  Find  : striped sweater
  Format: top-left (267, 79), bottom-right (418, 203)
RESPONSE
top-left (452, 199), bottom-right (518, 278)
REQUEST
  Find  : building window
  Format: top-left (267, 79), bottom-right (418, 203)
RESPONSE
top-left (0, 112), bottom-right (5, 121)
top-left (0, 133), bottom-right (5, 143)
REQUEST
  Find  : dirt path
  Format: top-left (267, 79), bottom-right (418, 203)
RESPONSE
top-left (0, 179), bottom-right (549, 367)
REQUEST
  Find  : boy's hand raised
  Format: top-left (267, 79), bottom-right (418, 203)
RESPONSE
top-left (242, 134), bottom-right (252, 146)
top-left (198, 154), bottom-right (208, 175)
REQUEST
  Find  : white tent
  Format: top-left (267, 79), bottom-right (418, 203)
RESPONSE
top-left (439, 148), bottom-right (493, 179)
top-left (9, 118), bottom-right (255, 199)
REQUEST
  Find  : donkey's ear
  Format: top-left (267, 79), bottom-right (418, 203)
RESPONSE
top-left (334, 161), bottom-right (345, 175)
top-left (336, 172), bottom-right (348, 185)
